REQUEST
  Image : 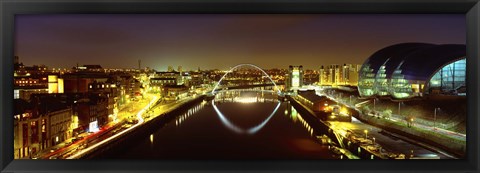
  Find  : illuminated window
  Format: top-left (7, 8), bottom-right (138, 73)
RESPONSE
top-left (358, 64), bottom-right (376, 97)
top-left (292, 70), bottom-right (300, 87)
top-left (429, 58), bottom-right (466, 93)
top-left (375, 65), bottom-right (388, 96)
top-left (14, 90), bottom-right (19, 99)
top-left (411, 84), bottom-right (420, 93)
top-left (390, 69), bottom-right (412, 98)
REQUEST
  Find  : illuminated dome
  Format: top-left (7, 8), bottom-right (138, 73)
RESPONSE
top-left (358, 43), bottom-right (466, 99)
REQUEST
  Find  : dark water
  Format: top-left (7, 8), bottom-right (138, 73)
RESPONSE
top-left (104, 90), bottom-right (337, 159)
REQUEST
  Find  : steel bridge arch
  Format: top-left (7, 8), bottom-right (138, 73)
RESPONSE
top-left (211, 63), bottom-right (281, 95)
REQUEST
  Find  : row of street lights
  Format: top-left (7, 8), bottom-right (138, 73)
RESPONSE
top-left (332, 90), bottom-right (441, 130)
top-left (363, 129), bottom-right (376, 144)
top-left (373, 98), bottom-right (441, 130)
top-left (434, 107), bottom-right (440, 130)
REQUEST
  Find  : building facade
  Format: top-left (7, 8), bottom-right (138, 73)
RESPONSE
top-left (48, 108), bottom-right (73, 146)
top-left (286, 65), bottom-right (303, 91)
top-left (358, 43), bottom-right (466, 99)
top-left (14, 86), bottom-right (49, 101)
top-left (14, 98), bottom-right (73, 159)
top-left (319, 64), bottom-right (360, 86)
top-left (162, 84), bottom-right (189, 100)
top-left (76, 94), bottom-right (110, 132)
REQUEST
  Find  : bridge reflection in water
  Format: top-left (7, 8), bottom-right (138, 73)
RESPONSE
top-left (212, 90), bottom-right (281, 135)
top-left (99, 89), bottom-right (339, 159)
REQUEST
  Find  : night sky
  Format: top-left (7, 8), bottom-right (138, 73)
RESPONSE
top-left (15, 14), bottom-right (465, 71)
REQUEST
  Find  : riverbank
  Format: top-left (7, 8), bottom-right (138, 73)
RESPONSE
top-left (285, 95), bottom-right (390, 159)
top-left (322, 89), bottom-right (465, 158)
top-left (353, 112), bottom-right (465, 158)
top-left (77, 95), bottom-right (206, 159)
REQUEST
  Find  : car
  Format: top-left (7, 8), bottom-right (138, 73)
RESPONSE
top-left (79, 143), bottom-right (88, 149)
top-left (31, 154), bottom-right (40, 159)
top-left (49, 146), bottom-right (59, 153)
top-left (72, 138), bottom-right (79, 143)
top-left (72, 136), bottom-right (84, 143)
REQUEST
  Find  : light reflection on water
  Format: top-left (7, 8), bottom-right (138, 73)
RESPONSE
top-left (176, 101), bottom-right (207, 127)
top-left (103, 90), bottom-right (337, 159)
top-left (178, 90), bottom-right (315, 136)
top-left (213, 99), bottom-right (281, 135)
top-left (286, 102), bottom-right (314, 137)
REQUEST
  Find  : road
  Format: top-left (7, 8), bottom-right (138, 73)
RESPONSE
top-left (63, 95), bottom-right (200, 159)
top-left (37, 93), bottom-right (200, 159)
top-left (37, 94), bottom-right (157, 159)
top-left (323, 93), bottom-right (466, 141)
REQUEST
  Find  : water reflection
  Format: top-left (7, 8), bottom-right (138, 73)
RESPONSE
top-left (175, 101), bottom-right (207, 126)
top-left (212, 100), bottom-right (281, 135)
top-left (101, 89), bottom-right (337, 159)
top-left (210, 90), bottom-right (282, 135)
top-left (175, 92), bottom-right (314, 137)
top-left (286, 103), bottom-right (314, 137)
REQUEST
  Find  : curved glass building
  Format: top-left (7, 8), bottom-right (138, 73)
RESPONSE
top-left (358, 43), bottom-right (466, 99)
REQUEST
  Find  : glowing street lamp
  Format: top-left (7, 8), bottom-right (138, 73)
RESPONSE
top-left (398, 101), bottom-right (402, 115)
top-left (364, 129), bottom-right (368, 139)
top-left (340, 107), bottom-right (349, 115)
top-left (434, 108), bottom-right (440, 130)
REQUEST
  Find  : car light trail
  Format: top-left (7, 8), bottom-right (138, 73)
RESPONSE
top-left (66, 96), bottom-right (158, 159)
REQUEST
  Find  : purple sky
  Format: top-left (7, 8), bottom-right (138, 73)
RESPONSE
top-left (15, 14), bottom-right (465, 71)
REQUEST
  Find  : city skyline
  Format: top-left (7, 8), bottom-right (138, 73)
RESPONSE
top-left (15, 14), bottom-right (465, 71)
top-left (13, 13), bottom-right (467, 159)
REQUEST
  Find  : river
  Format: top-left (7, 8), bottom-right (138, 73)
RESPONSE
top-left (99, 90), bottom-right (338, 159)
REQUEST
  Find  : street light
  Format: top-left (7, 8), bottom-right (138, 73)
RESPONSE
top-left (373, 137), bottom-right (376, 144)
top-left (434, 108), bottom-right (440, 130)
top-left (398, 101), bottom-right (402, 115)
top-left (364, 129), bottom-right (368, 139)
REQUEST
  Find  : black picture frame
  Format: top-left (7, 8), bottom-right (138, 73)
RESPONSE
top-left (1, 0), bottom-right (479, 173)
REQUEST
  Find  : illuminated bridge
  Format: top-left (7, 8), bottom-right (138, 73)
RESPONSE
top-left (210, 63), bottom-right (283, 96)
top-left (207, 64), bottom-right (285, 135)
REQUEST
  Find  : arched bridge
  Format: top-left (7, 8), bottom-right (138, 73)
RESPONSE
top-left (211, 63), bottom-right (283, 95)
top-left (208, 64), bottom-right (286, 135)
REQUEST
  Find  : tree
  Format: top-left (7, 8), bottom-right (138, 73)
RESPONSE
top-left (362, 106), bottom-right (371, 115)
top-left (382, 109), bottom-right (392, 120)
